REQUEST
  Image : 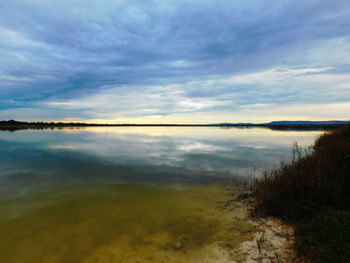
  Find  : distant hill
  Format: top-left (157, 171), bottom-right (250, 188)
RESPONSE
top-left (211, 121), bottom-right (349, 126)
top-left (264, 121), bottom-right (348, 126)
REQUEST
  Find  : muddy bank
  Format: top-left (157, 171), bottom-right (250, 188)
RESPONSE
top-left (238, 217), bottom-right (295, 263)
top-left (233, 190), bottom-right (296, 263)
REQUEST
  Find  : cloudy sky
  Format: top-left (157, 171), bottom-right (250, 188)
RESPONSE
top-left (1, 0), bottom-right (350, 123)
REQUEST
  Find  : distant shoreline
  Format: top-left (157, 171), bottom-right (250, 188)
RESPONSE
top-left (0, 119), bottom-right (347, 132)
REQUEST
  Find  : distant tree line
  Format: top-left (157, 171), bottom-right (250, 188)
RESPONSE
top-left (0, 119), bottom-right (348, 132)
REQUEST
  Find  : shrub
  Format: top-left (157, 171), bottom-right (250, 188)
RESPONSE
top-left (253, 125), bottom-right (350, 262)
top-left (295, 210), bottom-right (350, 263)
top-left (253, 125), bottom-right (350, 222)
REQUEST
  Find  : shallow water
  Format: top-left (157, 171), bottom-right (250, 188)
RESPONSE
top-left (0, 127), bottom-right (322, 262)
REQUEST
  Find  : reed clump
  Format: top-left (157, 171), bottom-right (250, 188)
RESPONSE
top-left (253, 124), bottom-right (350, 263)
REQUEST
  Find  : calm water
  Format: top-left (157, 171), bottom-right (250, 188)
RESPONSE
top-left (0, 127), bottom-right (323, 262)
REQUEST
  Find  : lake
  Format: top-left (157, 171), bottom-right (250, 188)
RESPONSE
top-left (0, 127), bottom-right (323, 262)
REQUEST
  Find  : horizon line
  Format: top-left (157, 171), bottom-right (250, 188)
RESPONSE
top-left (0, 119), bottom-right (348, 127)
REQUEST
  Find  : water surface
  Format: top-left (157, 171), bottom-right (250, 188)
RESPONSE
top-left (0, 127), bottom-right (322, 262)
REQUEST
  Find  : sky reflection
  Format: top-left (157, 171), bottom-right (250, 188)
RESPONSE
top-left (0, 127), bottom-right (322, 198)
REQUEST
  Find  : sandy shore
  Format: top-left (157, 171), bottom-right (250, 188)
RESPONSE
top-left (231, 190), bottom-right (296, 263)
top-left (237, 217), bottom-right (295, 263)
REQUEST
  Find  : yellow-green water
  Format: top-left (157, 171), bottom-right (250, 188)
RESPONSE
top-left (0, 184), bottom-right (255, 263)
top-left (0, 127), bottom-right (323, 262)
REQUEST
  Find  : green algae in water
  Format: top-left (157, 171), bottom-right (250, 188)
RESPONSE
top-left (0, 184), bottom-right (255, 263)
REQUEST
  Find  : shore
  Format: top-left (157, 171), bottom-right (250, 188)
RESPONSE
top-left (251, 125), bottom-right (350, 263)
top-left (233, 190), bottom-right (295, 263)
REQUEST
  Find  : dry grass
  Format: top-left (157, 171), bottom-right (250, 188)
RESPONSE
top-left (253, 125), bottom-right (350, 222)
top-left (253, 125), bottom-right (350, 262)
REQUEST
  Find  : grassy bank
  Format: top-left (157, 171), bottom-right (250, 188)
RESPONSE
top-left (253, 125), bottom-right (350, 263)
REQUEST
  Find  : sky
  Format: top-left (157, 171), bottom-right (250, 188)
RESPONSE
top-left (0, 0), bottom-right (350, 124)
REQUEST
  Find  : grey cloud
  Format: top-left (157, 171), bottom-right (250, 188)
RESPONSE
top-left (0, 0), bottom-right (350, 119)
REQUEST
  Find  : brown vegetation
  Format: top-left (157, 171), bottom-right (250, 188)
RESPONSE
top-left (253, 125), bottom-right (350, 262)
